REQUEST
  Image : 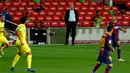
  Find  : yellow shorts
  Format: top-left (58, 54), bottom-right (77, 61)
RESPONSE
top-left (0, 36), bottom-right (8, 46)
top-left (16, 40), bottom-right (31, 53)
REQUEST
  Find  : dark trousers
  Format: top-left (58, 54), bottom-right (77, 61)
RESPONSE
top-left (65, 22), bottom-right (77, 45)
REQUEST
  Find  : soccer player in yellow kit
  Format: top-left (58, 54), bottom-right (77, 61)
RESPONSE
top-left (0, 12), bottom-right (9, 57)
top-left (10, 16), bottom-right (35, 72)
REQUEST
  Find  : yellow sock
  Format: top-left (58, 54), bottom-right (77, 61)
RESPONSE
top-left (27, 55), bottom-right (32, 68)
top-left (12, 54), bottom-right (20, 67)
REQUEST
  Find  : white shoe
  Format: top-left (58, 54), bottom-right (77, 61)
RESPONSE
top-left (118, 58), bottom-right (125, 61)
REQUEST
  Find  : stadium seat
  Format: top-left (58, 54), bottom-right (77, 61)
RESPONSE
top-left (18, 6), bottom-right (25, 12)
top-left (45, 16), bottom-right (52, 21)
top-left (103, 6), bottom-right (110, 11)
top-left (87, 11), bottom-right (94, 17)
top-left (0, 2), bottom-right (4, 6)
top-left (30, 16), bottom-right (36, 22)
top-left (82, 21), bottom-right (92, 27)
top-left (100, 21), bottom-right (107, 27)
top-left (78, 21), bottom-right (83, 27)
top-left (28, 2), bottom-right (35, 7)
top-left (96, 6), bottom-right (103, 10)
top-left (47, 12), bottom-right (54, 16)
top-left (31, 12), bottom-right (38, 17)
top-left (37, 16), bottom-right (44, 21)
top-left (13, 16), bottom-right (20, 24)
top-left (39, 12), bottom-right (46, 16)
top-left (108, 16), bottom-right (112, 20)
top-left (53, 16), bottom-right (60, 21)
top-left (116, 16), bottom-right (123, 21)
top-left (90, 2), bottom-right (97, 6)
top-left (111, 6), bottom-right (118, 11)
top-left (27, 22), bottom-right (35, 28)
top-left (102, 16), bottom-right (108, 21)
top-left (10, 7), bottom-right (17, 12)
top-left (44, 2), bottom-right (51, 6)
top-left (59, 21), bottom-right (66, 27)
top-left (15, 12), bottom-right (23, 18)
top-left (52, 2), bottom-right (59, 6)
top-left (75, 2), bottom-right (82, 6)
top-left (79, 11), bottom-right (86, 16)
top-left (49, 7), bottom-right (57, 11)
top-left (10, 11), bottom-right (15, 16)
top-left (35, 2), bottom-right (40, 7)
top-left (88, 6), bottom-right (96, 11)
top-left (82, 2), bottom-right (89, 6)
top-left (55, 12), bottom-right (62, 16)
top-left (102, 11), bottom-right (110, 16)
top-left (123, 16), bottom-right (130, 21)
top-left (12, 2), bottom-right (19, 7)
top-left (57, 7), bottom-right (65, 11)
top-left (50, 22), bottom-right (59, 27)
top-left (75, 6), bottom-right (80, 11)
top-left (59, 2), bottom-right (67, 6)
top-left (4, 2), bottom-right (11, 7)
top-left (26, 7), bottom-right (33, 12)
top-left (20, 2), bottom-right (27, 6)
top-left (126, 11), bottom-right (130, 15)
top-left (79, 16), bottom-right (84, 21)
top-left (126, 1), bottom-right (130, 7)
top-left (42, 22), bottom-right (47, 27)
top-left (84, 16), bottom-right (92, 21)
top-left (120, 21), bottom-right (129, 26)
top-left (81, 6), bottom-right (88, 11)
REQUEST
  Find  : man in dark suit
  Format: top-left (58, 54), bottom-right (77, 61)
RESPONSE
top-left (65, 3), bottom-right (78, 45)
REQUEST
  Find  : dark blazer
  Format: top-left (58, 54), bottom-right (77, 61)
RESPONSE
top-left (65, 9), bottom-right (78, 23)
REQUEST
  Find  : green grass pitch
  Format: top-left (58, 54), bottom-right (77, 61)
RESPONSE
top-left (0, 44), bottom-right (130, 73)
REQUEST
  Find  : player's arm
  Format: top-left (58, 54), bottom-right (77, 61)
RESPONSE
top-left (0, 29), bottom-right (4, 32)
top-left (16, 30), bottom-right (24, 46)
top-left (119, 27), bottom-right (126, 33)
top-left (108, 44), bottom-right (114, 52)
top-left (108, 40), bottom-right (114, 52)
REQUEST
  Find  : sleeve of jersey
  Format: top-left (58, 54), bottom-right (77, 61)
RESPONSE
top-left (16, 25), bottom-right (23, 32)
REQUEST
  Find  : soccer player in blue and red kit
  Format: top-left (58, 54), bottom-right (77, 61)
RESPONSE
top-left (91, 25), bottom-right (114, 73)
top-left (108, 14), bottom-right (126, 61)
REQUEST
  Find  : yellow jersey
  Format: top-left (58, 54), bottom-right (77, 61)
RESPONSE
top-left (0, 21), bottom-right (4, 37)
top-left (16, 24), bottom-right (27, 43)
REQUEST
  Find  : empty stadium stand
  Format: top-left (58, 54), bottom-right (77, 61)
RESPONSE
top-left (0, 0), bottom-right (130, 28)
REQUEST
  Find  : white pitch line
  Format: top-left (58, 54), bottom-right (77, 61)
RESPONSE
top-left (39, 48), bottom-right (130, 54)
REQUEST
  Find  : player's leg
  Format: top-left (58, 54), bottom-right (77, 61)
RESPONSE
top-left (91, 62), bottom-right (102, 73)
top-left (22, 44), bottom-right (35, 72)
top-left (0, 37), bottom-right (10, 52)
top-left (71, 23), bottom-right (77, 45)
top-left (105, 56), bottom-right (113, 73)
top-left (0, 45), bottom-right (2, 57)
top-left (0, 44), bottom-right (9, 55)
top-left (1, 45), bottom-right (4, 55)
top-left (0, 38), bottom-right (9, 56)
top-left (65, 23), bottom-right (71, 45)
top-left (117, 41), bottom-right (124, 61)
top-left (10, 47), bottom-right (22, 71)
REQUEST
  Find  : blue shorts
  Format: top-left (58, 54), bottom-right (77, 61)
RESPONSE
top-left (97, 49), bottom-right (112, 64)
top-left (112, 36), bottom-right (119, 47)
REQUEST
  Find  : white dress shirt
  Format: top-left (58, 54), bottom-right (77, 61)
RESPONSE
top-left (68, 9), bottom-right (76, 22)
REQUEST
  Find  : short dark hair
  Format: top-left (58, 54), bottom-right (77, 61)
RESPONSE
top-left (107, 25), bottom-right (113, 32)
top-left (20, 16), bottom-right (28, 24)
